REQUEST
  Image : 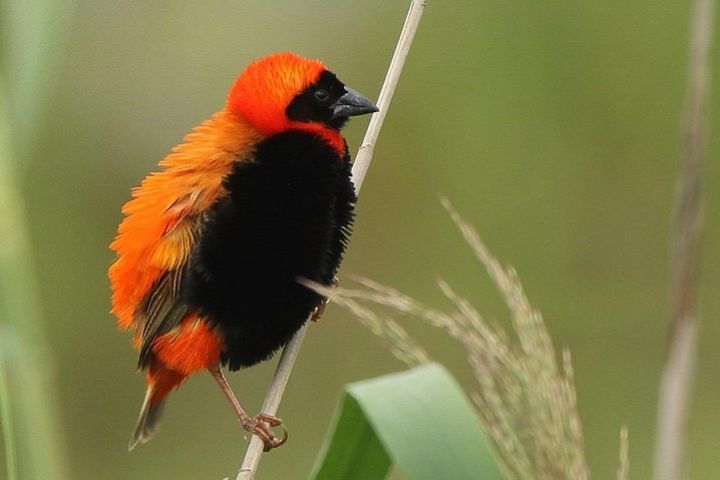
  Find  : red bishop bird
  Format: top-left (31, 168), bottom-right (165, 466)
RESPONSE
top-left (109, 52), bottom-right (377, 451)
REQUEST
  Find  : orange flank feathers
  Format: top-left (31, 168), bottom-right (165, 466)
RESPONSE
top-left (113, 109), bottom-right (258, 450)
top-left (109, 109), bottom-right (263, 332)
top-left (153, 314), bottom-right (223, 376)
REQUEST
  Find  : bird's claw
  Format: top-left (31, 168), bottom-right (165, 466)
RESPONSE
top-left (310, 277), bottom-right (339, 322)
top-left (242, 412), bottom-right (288, 452)
top-left (310, 301), bottom-right (327, 322)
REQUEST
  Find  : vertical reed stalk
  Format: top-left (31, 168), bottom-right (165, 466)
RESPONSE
top-left (0, 353), bottom-right (17, 480)
top-left (653, 1), bottom-right (715, 479)
top-left (0, 86), bottom-right (70, 480)
top-left (1, 1), bottom-right (75, 476)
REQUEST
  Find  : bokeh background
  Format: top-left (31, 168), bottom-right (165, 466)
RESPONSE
top-left (2, 0), bottom-right (720, 478)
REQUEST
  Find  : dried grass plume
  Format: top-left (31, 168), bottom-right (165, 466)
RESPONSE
top-left (305, 199), bottom-right (628, 480)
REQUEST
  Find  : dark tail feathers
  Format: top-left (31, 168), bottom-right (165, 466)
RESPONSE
top-left (128, 366), bottom-right (185, 451)
top-left (128, 387), bottom-right (166, 451)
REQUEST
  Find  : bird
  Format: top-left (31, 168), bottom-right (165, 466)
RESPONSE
top-left (108, 51), bottom-right (378, 452)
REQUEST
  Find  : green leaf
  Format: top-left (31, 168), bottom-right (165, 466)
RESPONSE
top-left (310, 363), bottom-right (503, 480)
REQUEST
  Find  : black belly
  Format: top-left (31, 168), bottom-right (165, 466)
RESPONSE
top-left (183, 130), bottom-right (356, 370)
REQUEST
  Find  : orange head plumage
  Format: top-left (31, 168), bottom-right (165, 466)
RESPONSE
top-left (227, 52), bottom-right (326, 135)
top-left (226, 51), bottom-right (377, 153)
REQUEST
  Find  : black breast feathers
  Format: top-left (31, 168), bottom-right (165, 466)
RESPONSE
top-left (183, 130), bottom-right (356, 370)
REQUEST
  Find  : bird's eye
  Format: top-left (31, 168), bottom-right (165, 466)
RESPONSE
top-left (314, 89), bottom-right (330, 103)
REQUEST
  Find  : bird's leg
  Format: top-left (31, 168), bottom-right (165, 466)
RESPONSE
top-left (208, 365), bottom-right (288, 452)
top-left (310, 276), bottom-right (339, 322)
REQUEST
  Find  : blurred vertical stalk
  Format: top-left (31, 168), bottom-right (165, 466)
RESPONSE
top-left (2, 0), bottom-right (74, 162)
top-left (0, 352), bottom-right (17, 480)
top-left (0, 86), bottom-right (70, 480)
top-left (653, 1), bottom-right (715, 479)
top-left (1, 0), bottom-right (75, 477)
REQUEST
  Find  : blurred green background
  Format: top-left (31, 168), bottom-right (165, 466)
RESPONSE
top-left (2, 0), bottom-right (720, 478)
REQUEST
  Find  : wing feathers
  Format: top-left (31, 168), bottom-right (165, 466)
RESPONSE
top-left (109, 109), bottom-right (262, 332)
top-left (138, 269), bottom-right (189, 367)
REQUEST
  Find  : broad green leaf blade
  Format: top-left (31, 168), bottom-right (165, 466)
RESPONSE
top-left (312, 391), bottom-right (392, 480)
top-left (310, 363), bottom-right (503, 480)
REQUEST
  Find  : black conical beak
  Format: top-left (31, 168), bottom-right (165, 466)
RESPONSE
top-left (331, 87), bottom-right (378, 119)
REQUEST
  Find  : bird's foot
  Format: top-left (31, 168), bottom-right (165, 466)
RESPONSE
top-left (241, 412), bottom-right (288, 452)
top-left (310, 277), bottom-right (339, 322)
top-left (310, 301), bottom-right (327, 322)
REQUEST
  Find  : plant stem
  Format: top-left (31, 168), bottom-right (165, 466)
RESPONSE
top-left (653, 1), bottom-right (715, 479)
top-left (0, 354), bottom-right (17, 480)
top-left (0, 85), bottom-right (71, 480)
top-left (234, 1), bottom-right (427, 478)
top-left (350, 0), bottom-right (427, 193)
